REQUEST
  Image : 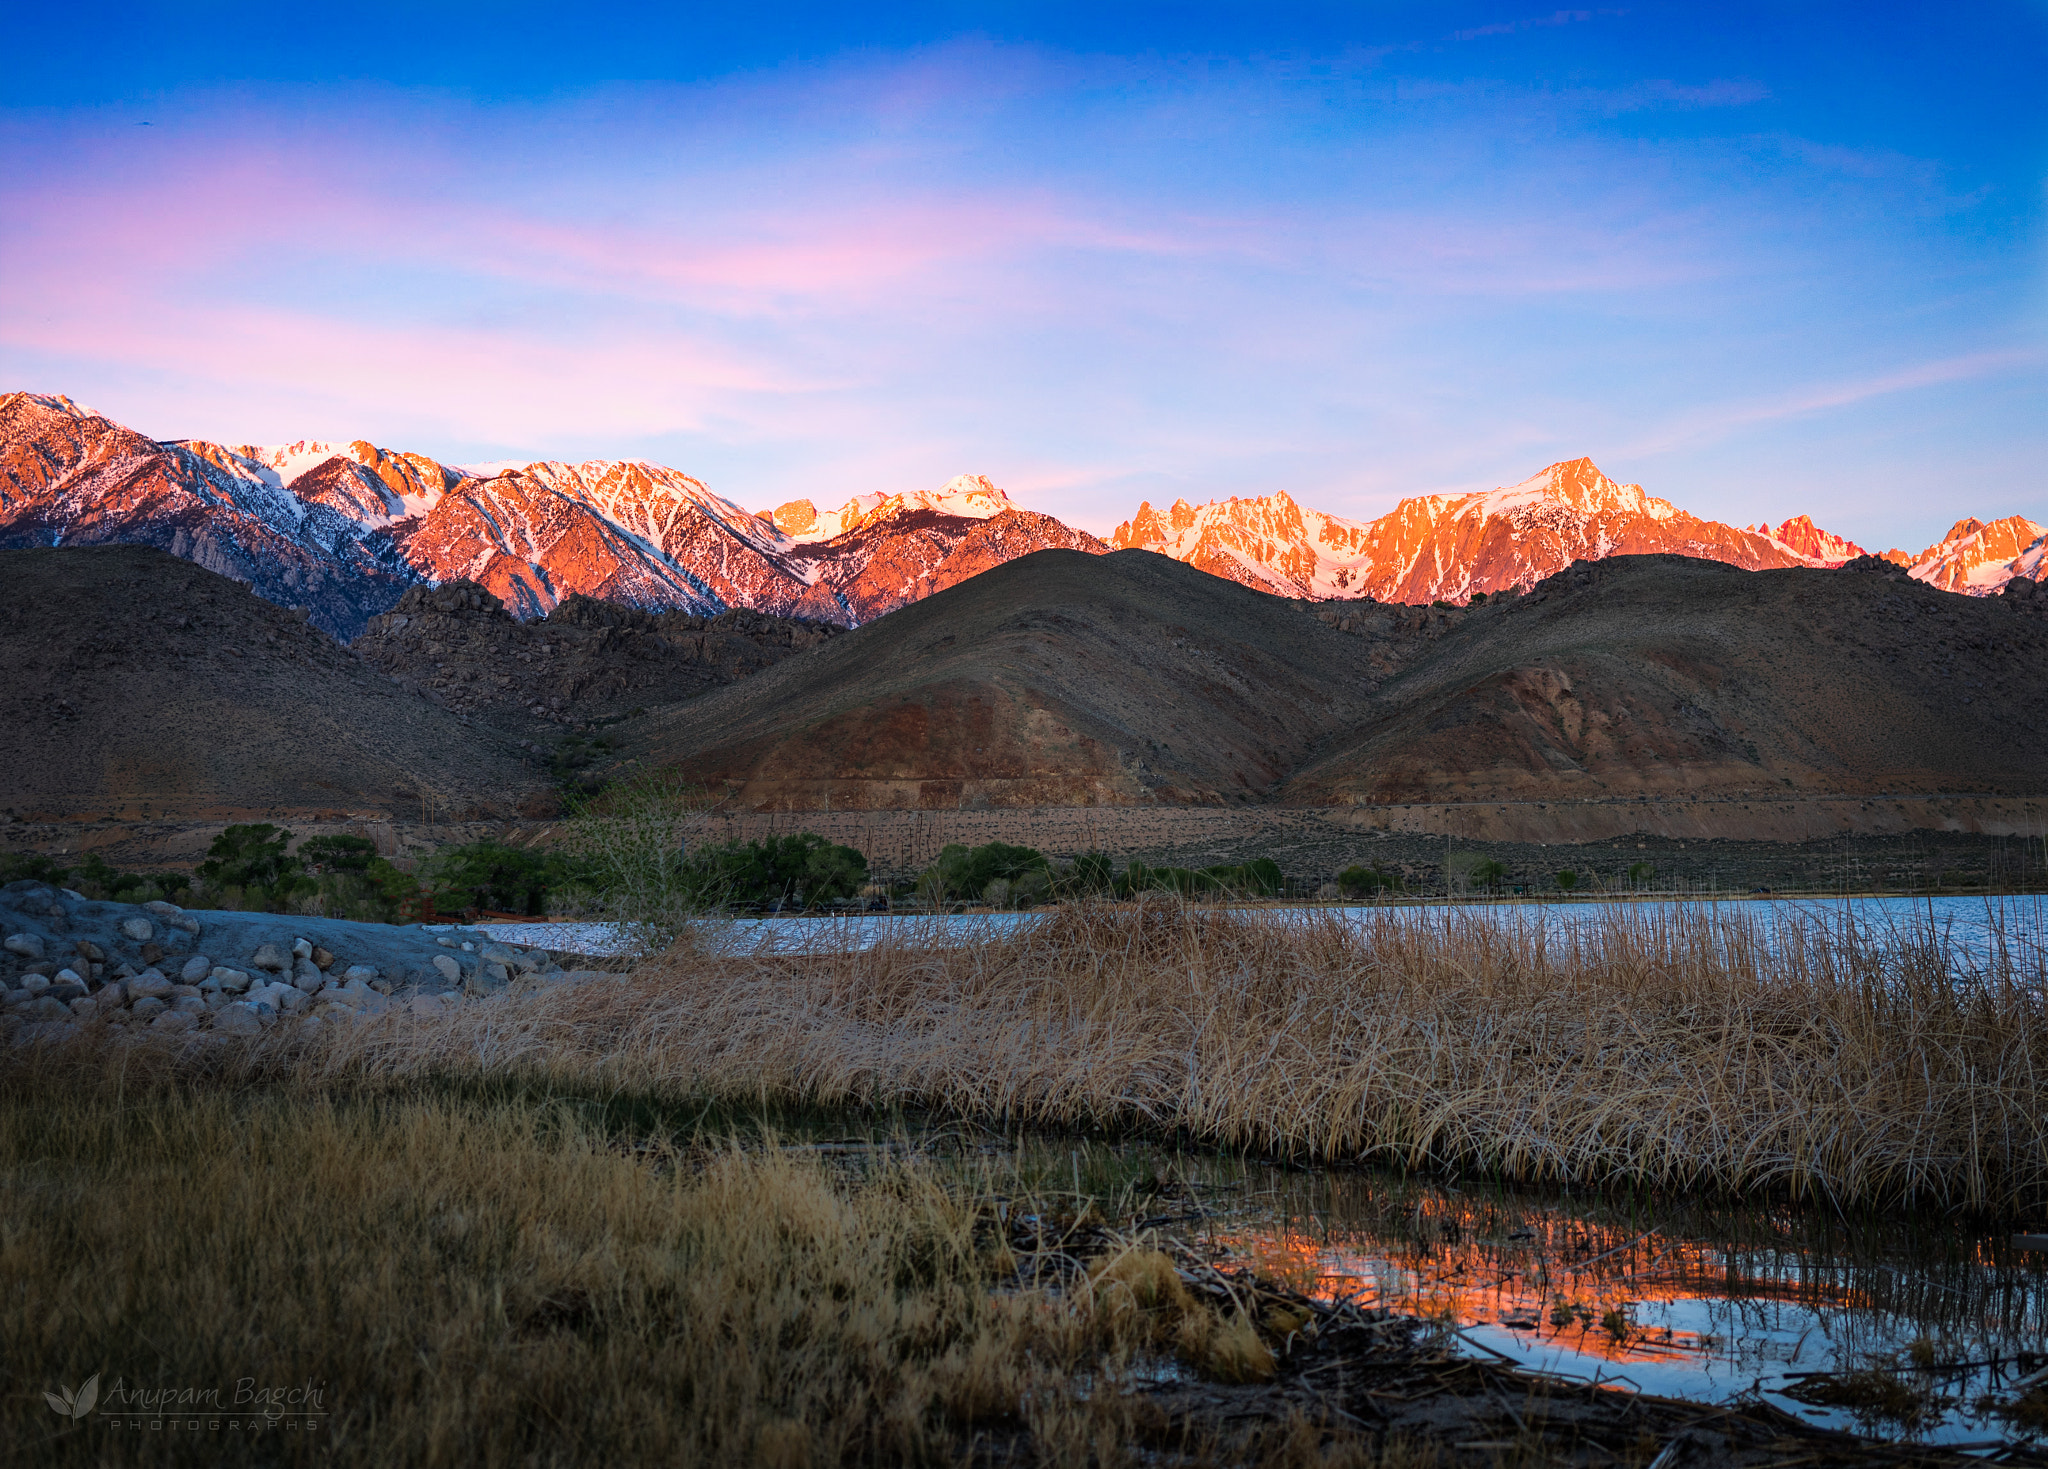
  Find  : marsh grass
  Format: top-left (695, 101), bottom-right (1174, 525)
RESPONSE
top-left (1, 1060), bottom-right (1182, 1467)
top-left (285, 898), bottom-right (2048, 1214)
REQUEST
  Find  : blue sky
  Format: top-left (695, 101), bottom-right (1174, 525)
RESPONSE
top-left (4, 2), bottom-right (2043, 551)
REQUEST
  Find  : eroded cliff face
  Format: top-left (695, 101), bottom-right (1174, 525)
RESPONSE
top-left (1113, 456), bottom-right (2043, 604)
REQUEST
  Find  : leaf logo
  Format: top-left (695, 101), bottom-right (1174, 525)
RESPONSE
top-left (45, 1374), bottom-right (99, 1420)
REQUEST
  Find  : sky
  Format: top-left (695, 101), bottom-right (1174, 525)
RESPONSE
top-left (3, 2), bottom-right (2043, 551)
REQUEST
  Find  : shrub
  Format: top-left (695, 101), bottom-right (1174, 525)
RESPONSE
top-left (918, 842), bottom-right (1048, 903)
top-left (682, 834), bottom-right (869, 911)
top-left (0, 853), bottom-right (71, 887)
top-left (1627, 861), bottom-right (1655, 887)
top-left (1555, 869), bottom-right (1579, 892)
top-left (1337, 864), bottom-right (1401, 897)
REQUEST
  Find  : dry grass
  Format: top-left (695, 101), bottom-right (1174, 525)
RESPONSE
top-left (10, 1055), bottom-right (1413, 1467)
top-left (290, 899), bottom-right (2048, 1214)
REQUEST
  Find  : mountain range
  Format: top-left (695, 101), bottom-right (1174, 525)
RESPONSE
top-left (1109, 457), bottom-right (2045, 605)
top-left (3, 392), bottom-right (2038, 639)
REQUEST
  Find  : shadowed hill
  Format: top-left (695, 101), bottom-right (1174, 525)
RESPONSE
top-left (629, 548), bottom-right (1389, 808)
top-left (0, 546), bottom-right (554, 821)
top-left (1281, 554), bottom-right (2048, 805)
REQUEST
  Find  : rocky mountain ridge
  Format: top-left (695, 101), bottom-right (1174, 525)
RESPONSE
top-left (1112, 457), bottom-right (2044, 604)
top-left (0, 394), bottom-right (1101, 639)
top-left (7, 392), bottom-right (2035, 643)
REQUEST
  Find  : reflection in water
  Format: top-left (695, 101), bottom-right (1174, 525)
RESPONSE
top-left (1016, 1141), bottom-right (2048, 1447)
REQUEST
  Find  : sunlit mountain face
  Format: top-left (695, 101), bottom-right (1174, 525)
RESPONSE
top-left (4, 393), bottom-right (2036, 640)
top-left (1113, 456), bottom-right (2045, 605)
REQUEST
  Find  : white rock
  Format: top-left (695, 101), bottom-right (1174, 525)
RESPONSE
top-left (291, 938), bottom-right (313, 959)
top-left (212, 1004), bottom-right (262, 1036)
top-left (180, 955), bottom-right (213, 983)
top-left (172, 996), bottom-right (207, 1015)
top-left (143, 900), bottom-right (185, 918)
top-left (120, 917), bottom-right (154, 941)
top-left (341, 965), bottom-right (379, 983)
top-left (410, 993), bottom-right (450, 1018)
top-left (54, 967), bottom-right (85, 986)
top-left (433, 954), bottom-right (462, 983)
top-left (151, 1011), bottom-right (196, 1033)
top-left (131, 996), bottom-right (167, 1020)
top-left (20, 974), bottom-right (51, 995)
top-left (3, 934), bottom-right (44, 960)
top-left (209, 967), bottom-right (252, 993)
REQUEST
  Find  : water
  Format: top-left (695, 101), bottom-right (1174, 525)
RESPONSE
top-left (482, 894), bottom-right (2048, 971)
top-left (1010, 1139), bottom-right (2048, 1448)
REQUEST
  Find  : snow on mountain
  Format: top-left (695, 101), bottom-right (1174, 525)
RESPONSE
top-left (1111, 457), bottom-right (1994, 604)
top-left (1905, 515), bottom-right (2046, 595)
top-left (1112, 458), bottom-right (1803, 603)
top-left (0, 392), bottom-right (1097, 635)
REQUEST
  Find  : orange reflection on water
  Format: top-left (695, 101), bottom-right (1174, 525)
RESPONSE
top-left (1212, 1204), bottom-right (1876, 1368)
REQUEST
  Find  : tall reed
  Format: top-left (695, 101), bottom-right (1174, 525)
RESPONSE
top-left (301, 900), bottom-right (2048, 1213)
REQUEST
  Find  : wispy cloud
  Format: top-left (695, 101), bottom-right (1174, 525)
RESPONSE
top-left (1619, 349), bottom-right (2047, 458)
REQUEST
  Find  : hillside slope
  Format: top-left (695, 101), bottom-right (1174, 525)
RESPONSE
top-left (1281, 555), bottom-right (2048, 805)
top-left (0, 546), bottom-right (552, 821)
top-left (628, 549), bottom-right (1389, 809)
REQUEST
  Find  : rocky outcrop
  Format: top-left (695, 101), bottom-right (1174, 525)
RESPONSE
top-left (0, 883), bottom-right (622, 1045)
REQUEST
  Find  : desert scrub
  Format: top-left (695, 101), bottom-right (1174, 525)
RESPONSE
top-left (0, 1068), bottom-right (1210, 1468)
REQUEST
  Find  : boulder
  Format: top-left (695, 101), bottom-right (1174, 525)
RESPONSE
top-left (432, 954), bottom-right (463, 984)
top-left (293, 957), bottom-right (323, 987)
top-left (291, 938), bottom-right (313, 960)
top-left (53, 967), bottom-right (85, 987)
top-left (30, 995), bottom-right (71, 1021)
top-left (46, 982), bottom-right (86, 1003)
top-left (172, 996), bottom-right (207, 1015)
top-left (250, 942), bottom-right (290, 972)
top-left (74, 939), bottom-right (106, 962)
top-left (150, 1011), bottom-right (196, 1033)
top-left (127, 970), bottom-right (173, 1000)
top-left (143, 900), bottom-right (184, 918)
top-left (20, 974), bottom-right (50, 995)
top-left (213, 1003), bottom-right (262, 1036)
top-left (3, 933), bottom-right (44, 960)
top-left (341, 965), bottom-right (379, 983)
top-left (311, 946), bottom-right (335, 969)
top-left (208, 967), bottom-right (252, 993)
top-left (131, 997), bottom-right (167, 1021)
top-left (120, 918), bottom-right (153, 942)
top-left (180, 955), bottom-right (213, 983)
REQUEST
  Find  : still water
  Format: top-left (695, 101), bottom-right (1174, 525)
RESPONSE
top-left (482, 893), bottom-right (2048, 971)
top-left (1009, 1138), bottom-right (2048, 1448)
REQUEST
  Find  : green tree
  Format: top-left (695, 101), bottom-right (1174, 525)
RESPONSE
top-left (1555, 869), bottom-right (1580, 893)
top-left (0, 853), bottom-right (72, 886)
top-left (197, 825), bottom-right (311, 907)
top-left (300, 834), bottom-right (379, 875)
top-left (425, 840), bottom-right (577, 917)
top-left (1627, 861), bottom-right (1655, 887)
top-left (683, 833), bottom-right (869, 910)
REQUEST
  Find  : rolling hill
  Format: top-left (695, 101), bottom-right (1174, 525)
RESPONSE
top-left (627, 549), bottom-right (1394, 809)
